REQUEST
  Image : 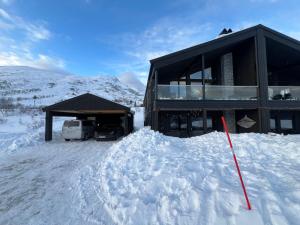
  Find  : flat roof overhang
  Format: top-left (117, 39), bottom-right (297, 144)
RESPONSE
top-left (49, 109), bottom-right (130, 114)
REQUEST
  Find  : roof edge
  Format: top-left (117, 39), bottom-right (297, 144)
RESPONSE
top-left (43, 93), bottom-right (131, 112)
top-left (149, 24), bottom-right (261, 64)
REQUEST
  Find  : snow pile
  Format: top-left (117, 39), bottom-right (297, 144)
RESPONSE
top-left (99, 128), bottom-right (300, 225)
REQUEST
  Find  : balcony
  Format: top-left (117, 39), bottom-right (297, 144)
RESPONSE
top-left (268, 86), bottom-right (300, 101)
top-left (205, 85), bottom-right (258, 100)
top-left (157, 85), bottom-right (258, 100)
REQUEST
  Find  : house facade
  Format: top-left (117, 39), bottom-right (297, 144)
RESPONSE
top-left (144, 25), bottom-right (300, 137)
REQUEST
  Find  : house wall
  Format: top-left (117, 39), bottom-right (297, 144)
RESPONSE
top-left (270, 110), bottom-right (300, 134)
top-left (146, 29), bottom-right (300, 137)
top-left (221, 52), bottom-right (236, 133)
top-left (268, 65), bottom-right (300, 85)
top-left (233, 39), bottom-right (257, 85)
top-left (235, 110), bottom-right (259, 133)
top-left (144, 75), bottom-right (154, 127)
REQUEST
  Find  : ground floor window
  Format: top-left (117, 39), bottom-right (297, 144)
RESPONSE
top-left (159, 111), bottom-right (204, 137)
top-left (270, 110), bottom-right (299, 134)
top-left (280, 119), bottom-right (293, 130)
top-left (180, 115), bottom-right (188, 129)
top-left (270, 118), bottom-right (276, 130)
top-left (206, 111), bottom-right (223, 132)
top-left (191, 116), bottom-right (203, 130)
top-left (170, 115), bottom-right (179, 130)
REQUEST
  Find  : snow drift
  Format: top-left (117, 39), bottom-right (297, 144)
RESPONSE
top-left (97, 128), bottom-right (300, 225)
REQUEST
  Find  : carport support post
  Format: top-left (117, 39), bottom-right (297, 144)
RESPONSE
top-left (45, 111), bottom-right (53, 141)
top-left (124, 113), bottom-right (129, 135)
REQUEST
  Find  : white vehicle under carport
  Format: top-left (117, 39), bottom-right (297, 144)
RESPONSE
top-left (62, 120), bottom-right (94, 141)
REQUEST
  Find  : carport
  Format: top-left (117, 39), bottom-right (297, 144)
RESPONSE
top-left (42, 93), bottom-right (134, 141)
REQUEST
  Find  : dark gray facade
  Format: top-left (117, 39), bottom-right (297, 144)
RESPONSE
top-left (144, 24), bottom-right (300, 137)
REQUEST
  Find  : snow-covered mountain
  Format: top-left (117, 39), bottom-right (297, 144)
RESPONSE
top-left (0, 66), bottom-right (143, 108)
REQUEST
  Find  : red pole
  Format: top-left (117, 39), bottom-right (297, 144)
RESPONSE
top-left (221, 116), bottom-right (252, 210)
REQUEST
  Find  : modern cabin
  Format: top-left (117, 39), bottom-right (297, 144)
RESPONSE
top-left (43, 93), bottom-right (134, 141)
top-left (144, 24), bottom-right (300, 137)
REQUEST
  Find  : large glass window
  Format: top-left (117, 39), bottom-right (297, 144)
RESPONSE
top-left (204, 68), bottom-right (212, 80)
top-left (207, 118), bottom-right (213, 128)
top-left (170, 115), bottom-right (179, 130)
top-left (280, 119), bottom-right (293, 130)
top-left (270, 111), bottom-right (297, 134)
top-left (190, 71), bottom-right (202, 79)
top-left (270, 118), bottom-right (276, 130)
top-left (180, 115), bottom-right (187, 129)
top-left (190, 67), bottom-right (212, 80)
top-left (191, 117), bottom-right (203, 130)
top-left (64, 120), bottom-right (80, 127)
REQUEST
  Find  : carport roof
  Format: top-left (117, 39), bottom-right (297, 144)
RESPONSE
top-left (42, 93), bottom-right (131, 113)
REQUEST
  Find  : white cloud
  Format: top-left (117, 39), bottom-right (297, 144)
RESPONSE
top-left (100, 18), bottom-right (212, 84)
top-left (118, 72), bottom-right (145, 92)
top-left (0, 51), bottom-right (65, 71)
top-left (122, 19), bottom-right (212, 62)
top-left (0, 8), bottom-right (64, 71)
top-left (24, 23), bottom-right (51, 41)
top-left (0, 8), bottom-right (51, 41)
top-left (0, 19), bottom-right (12, 29)
top-left (0, 8), bottom-right (11, 19)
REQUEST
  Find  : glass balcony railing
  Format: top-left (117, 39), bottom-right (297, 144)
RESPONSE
top-left (157, 85), bottom-right (203, 100)
top-left (205, 85), bottom-right (258, 100)
top-left (157, 85), bottom-right (258, 100)
top-left (268, 86), bottom-right (300, 100)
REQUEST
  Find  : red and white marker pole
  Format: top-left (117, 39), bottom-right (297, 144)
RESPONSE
top-left (221, 116), bottom-right (252, 210)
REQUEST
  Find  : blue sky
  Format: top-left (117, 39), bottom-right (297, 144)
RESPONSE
top-left (0, 0), bottom-right (300, 83)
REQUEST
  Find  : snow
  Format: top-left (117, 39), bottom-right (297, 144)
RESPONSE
top-left (0, 139), bottom-right (114, 225)
top-left (0, 107), bottom-right (145, 224)
top-left (98, 128), bottom-right (300, 225)
top-left (0, 127), bottom-right (300, 225)
top-left (132, 107), bottom-right (144, 129)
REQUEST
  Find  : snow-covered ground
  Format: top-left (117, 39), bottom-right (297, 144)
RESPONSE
top-left (0, 140), bottom-right (113, 225)
top-left (99, 129), bottom-right (300, 225)
top-left (1, 126), bottom-right (299, 224)
top-left (0, 108), bottom-right (144, 225)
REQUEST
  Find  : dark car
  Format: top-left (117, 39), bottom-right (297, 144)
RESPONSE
top-left (94, 124), bottom-right (124, 141)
